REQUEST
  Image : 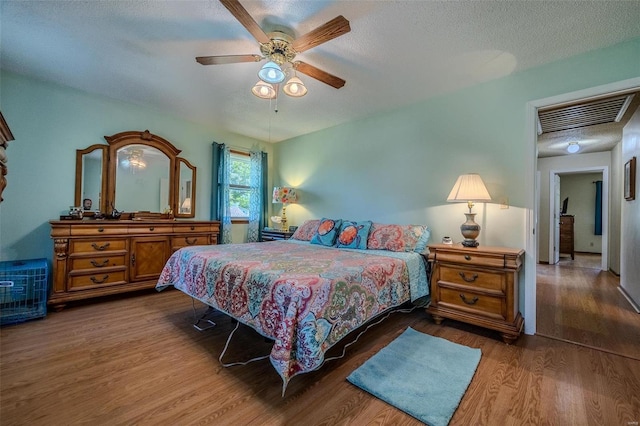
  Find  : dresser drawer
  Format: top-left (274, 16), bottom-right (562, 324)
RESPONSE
top-left (436, 251), bottom-right (506, 269)
top-left (437, 286), bottom-right (505, 320)
top-left (70, 255), bottom-right (127, 271)
top-left (70, 224), bottom-right (129, 236)
top-left (71, 239), bottom-right (127, 253)
top-left (171, 234), bottom-right (211, 249)
top-left (128, 225), bottom-right (174, 234)
top-left (68, 270), bottom-right (127, 290)
top-left (172, 224), bottom-right (214, 233)
top-left (439, 265), bottom-right (504, 293)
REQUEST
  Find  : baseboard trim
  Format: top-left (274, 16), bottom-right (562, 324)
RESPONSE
top-left (535, 332), bottom-right (640, 361)
top-left (618, 286), bottom-right (640, 313)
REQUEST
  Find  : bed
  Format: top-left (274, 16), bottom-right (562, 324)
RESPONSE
top-left (156, 219), bottom-right (430, 394)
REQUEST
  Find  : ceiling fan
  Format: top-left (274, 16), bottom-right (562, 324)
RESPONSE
top-left (196, 0), bottom-right (351, 98)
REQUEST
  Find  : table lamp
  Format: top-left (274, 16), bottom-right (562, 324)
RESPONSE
top-left (447, 174), bottom-right (491, 247)
top-left (272, 187), bottom-right (298, 231)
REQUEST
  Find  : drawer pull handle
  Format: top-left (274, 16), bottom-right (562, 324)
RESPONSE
top-left (90, 259), bottom-right (109, 267)
top-left (98, 227), bottom-right (104, 233)
top-left (186, 237), bottom-right (198, 245)
top-left (460, 294), bottom-right (479, 305)
top-left (90, 275), bottom-right (109, 284)
top-left (459, 272), bottom-right (478, 283)
top-left (91, 242), bottom-right (110, 251)
top-left (131, 254), bottom-right (136, 266)
top-left (464, 255), bottom-right (471, 261)
top-left (149, 227), bottom-right (155, 231)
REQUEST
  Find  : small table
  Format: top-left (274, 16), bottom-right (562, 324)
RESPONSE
top-left (426, 243), bottom-right (524, 344)
top-left (261, 229), bottom-right (294, 242)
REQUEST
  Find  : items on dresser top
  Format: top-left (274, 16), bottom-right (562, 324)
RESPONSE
top-left (49, 220), bottom-right (220, 310)
top-left (426, 243), bottom-right (524, 344)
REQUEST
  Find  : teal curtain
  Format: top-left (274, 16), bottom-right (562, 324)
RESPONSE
top-left (211, 142), bottom-right (231, 244)
top-left (594, 180), bottom-right (602, 236)
top-left (247, 150), bottom-right (261, 242)
top-left (260, 152), bottom-right (268, 240)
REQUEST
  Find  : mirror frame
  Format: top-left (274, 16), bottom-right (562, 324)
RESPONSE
top-left (175, 158), bottom-right (197, 219)
top-left (75, 144), bottom-right (108, 214)
top-left (75, 130), bottom-right (196, 218)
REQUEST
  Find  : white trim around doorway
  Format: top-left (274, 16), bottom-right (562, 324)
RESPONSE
top-left (524, 76), bottom-right (640, 336)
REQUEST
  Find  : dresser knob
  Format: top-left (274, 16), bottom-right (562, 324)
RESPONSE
top-left (459, 272), bottom-right (478, 283)
top-left (90, 275), bottom-right (109, 284)
top-left (149, 227), bottom-right (155, 231)
top-left (459, 294), bottom-right (479, 305)
top-left (91, 242), bottom-right (110, 251)
top-left (98, 227), bottom-right (104, 233)
top-left (464, 255), bottom-right (471, 261)
top-left (190, 226), bottom-right (195, 230)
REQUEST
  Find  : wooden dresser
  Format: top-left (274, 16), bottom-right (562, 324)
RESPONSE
top-left (426, 243), bottom-right (524, 343)
top-left (49, 220), bottom-right (220, 309)
top-left (559, 215), bottom-right (575, 260)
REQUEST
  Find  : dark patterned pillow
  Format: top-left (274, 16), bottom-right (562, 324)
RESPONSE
top-left (366, 223), bottom-right (431, 252)
top-left (336, 220), bottom-right (372, 250)
top-left (310, 218), bottom-right (342, 247)
top-left (291, 219), bottom-right (320, 241)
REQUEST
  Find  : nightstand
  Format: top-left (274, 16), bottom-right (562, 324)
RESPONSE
top-left (261, 229), bottom-right (294, 242)
top-left (426, 243), bottom-right (524, 344)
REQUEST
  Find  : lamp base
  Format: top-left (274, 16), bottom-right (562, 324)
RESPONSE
top-left (460, 212), bottom-right (481, 247)
top-left (461, 239), bottom-right (480, 247)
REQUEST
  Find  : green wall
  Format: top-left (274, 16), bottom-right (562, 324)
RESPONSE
top-left (0, 71), bottom-right (271, 261)
top-left (274, 37), bottom-right (640, 249)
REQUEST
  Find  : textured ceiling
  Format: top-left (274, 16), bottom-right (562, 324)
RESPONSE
top-left (2, 0), bottom-right (640, 146)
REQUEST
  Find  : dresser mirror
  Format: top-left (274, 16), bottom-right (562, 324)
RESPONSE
top-left (75, 130), bottom-right (196, 218)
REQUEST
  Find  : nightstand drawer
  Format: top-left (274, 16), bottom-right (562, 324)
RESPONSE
top-left (438, 287), bottom-right (505, 320)
top-left (436, 251), bottom-right (506, 269)
top-left (439, 265), bottom-right (504, 293)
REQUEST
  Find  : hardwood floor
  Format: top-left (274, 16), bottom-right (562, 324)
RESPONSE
top-left (536, 252), bottom-right (640, 360)
top-left (1, 288), bottom-right (639, 425)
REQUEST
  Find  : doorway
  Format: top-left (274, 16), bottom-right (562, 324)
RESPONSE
top-left (548, 168), bottom-right (608, 271)
top-left (523, 76), bottom-right (640, 336)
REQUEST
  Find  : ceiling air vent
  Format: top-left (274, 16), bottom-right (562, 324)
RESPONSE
top-left (538, 94), bottom-right (634, 134)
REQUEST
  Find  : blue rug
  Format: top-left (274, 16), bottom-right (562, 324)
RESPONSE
top-left (347, 327), bottom-right (481, 426)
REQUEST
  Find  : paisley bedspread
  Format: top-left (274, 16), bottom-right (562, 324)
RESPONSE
top-left (156, 239), bottom-right (429, 393)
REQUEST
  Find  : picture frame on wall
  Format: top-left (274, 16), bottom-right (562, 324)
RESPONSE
top-left (624, 156), bottom-right (636, 201)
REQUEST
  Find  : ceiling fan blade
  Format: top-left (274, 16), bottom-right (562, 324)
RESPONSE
top-left (196, 54), bottom-right (262, 65)
top-left (295, 61), bottom-right (345, 89)
top-left (292, 15), bottom-right (351, 53)
top-left (219, 0), bottom-right (270, 44)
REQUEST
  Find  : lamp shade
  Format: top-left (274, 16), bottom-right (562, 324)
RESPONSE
top-left (251, 81), bottom-right (276, 99)
top-left (447, 174), bottom-right (491, 202)
top-left (283, 76), bottom-right (307, 97)
top-left (258, 61), bottom-right (285, 84)
top-left (272, 187), bottom-right (298, 204)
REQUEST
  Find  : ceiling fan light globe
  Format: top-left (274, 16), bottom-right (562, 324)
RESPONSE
top-left (258, 61), bottom-right (285, 84)
top-left (251, 81), bottom-right (276, 99)
top-left (283, 77), bottom-right (307, 97)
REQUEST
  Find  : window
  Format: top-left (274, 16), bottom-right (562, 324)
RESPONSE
top-left (229, 151), bottom-right (250, 220)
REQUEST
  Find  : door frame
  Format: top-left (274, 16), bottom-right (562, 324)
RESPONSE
top-left (548, 167), bottom-right (609, 271)
top-left (524, 76), bottom-right (640, 335)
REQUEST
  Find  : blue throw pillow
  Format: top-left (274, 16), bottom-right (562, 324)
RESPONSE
top-left (310, 218), bottom-right (342, 247)
top-left (336, 220), bottom-right (372, 250)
